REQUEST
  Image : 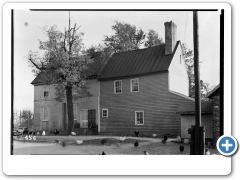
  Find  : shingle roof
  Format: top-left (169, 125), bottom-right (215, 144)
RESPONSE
top-left (98, 41), bottom-right (180, 80)
top-left (31, 72), bottom-right (49, 85)
top-left (31, 59), bottom-right (106, 85)
top-left (176, 101), bottom-right (213, 115)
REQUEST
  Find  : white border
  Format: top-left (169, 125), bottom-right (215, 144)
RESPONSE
top-left (131, 78), bottom-right (139, 92)
top-left (102, 108), bottom-right (108, 117)
top-left (3, 3), bottom-right (232, 175)
top-left (114, 80), bottom-right (122, 94)
top-left (135, 110), bottom-right (144, 125)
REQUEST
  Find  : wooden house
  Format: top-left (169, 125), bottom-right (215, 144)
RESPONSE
top-left (98, 21), bottom-right (194, 136)
top-left (31, 21), bottom-right (195, 136)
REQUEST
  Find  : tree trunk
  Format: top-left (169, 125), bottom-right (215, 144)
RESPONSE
top-left (66, 85), bottom-right (74, 135)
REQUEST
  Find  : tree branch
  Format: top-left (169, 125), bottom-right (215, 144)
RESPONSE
top-left (29, 55), bottom-right (45, 70)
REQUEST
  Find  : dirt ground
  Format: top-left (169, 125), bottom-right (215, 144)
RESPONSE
top-left (13, 135), bottom-right (219, 155)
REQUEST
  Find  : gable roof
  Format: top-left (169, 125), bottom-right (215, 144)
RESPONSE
top-left (98, 41), bottom-right (180, 80)
top-left (31, 59), bottom-right (106, 85)
top-left (207, 84), bottom-right (220, 98)
top-left (176, 101), bottom-right (213, 115)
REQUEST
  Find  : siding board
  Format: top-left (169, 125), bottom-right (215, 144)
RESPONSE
top-left (100, 72), bottom-right (193, 136)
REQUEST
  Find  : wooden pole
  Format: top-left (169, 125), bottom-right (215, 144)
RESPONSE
top-left (193, 11), bottom-right (202, 155)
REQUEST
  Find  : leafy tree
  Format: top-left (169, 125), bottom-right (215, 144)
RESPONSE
top-left (144, 29), bottom-right (164, 48)
top-left (13, 110), bottom-right (34, 129)
top-left (85, 44), bottom-right (113, 64)
top-left (181, 43), bottom-right (210, 98)
top-left (19, 110), bottom-right (34, 129)
top-left (104, 20), bottom-right (146, 53)
top-left (28, 21), bottom-right (92, 134)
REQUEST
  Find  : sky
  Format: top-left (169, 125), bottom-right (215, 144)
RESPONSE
top-left (14, 10), bottom-right (221, 111)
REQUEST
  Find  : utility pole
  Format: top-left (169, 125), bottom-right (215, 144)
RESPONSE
top-left (193, 11), bottom-right (205, 155)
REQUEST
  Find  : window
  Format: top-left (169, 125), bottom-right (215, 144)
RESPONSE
top-left (73, 104), bottom-right (77, 121)
top-left (43, 86), bottom-right (49, 97)
top-left (80, 110), bottom-right (88, 128)
top-left (131, 79), bottom-right (139, 92)
top-left (72, 87), bottom-right (77, 95)
top-left (102, 108), bottom-right (108, 117)
top-left (114, 80), bottom-right (122, 94)
top-left (135, 111), bottom-right (144, 125)
top-left (43, 106), bottom-right (49, 121)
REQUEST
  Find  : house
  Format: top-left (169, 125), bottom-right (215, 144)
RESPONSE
top-left (176, 101), bottom-right (213, 144)
top-left (31, 21), bottom-right (194, 136)
top-left (207, 84), bottom-right (221, 147)
top-left (98, 21), bottom-right (194, 136)
top-left (31, 59), bottom-right (106, 134)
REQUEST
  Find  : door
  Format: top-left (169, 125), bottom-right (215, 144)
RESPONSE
top-left (42, 121), bottom-right (48, 131)
top-left (88, 109), bottom-right (96, 129)
top-left (80, 110), bottom-right (88, 128)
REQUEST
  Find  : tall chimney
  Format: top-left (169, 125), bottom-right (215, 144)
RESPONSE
top-left (164, 21), bottom-right (177, 55)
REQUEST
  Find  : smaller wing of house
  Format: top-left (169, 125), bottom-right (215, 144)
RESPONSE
top-left (177, 101), bottom-right (213, 140)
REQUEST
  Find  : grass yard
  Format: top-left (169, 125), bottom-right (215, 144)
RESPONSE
top-left (13, 135), bottom-right (220, 155)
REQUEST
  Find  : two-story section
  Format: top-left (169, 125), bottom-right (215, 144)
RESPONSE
top-left (98, 21), bottom-right (194, 136)
top-left (31, 59), bottom-right (105, 134)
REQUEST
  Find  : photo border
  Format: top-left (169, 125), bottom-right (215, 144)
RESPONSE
top-left (3, 2), bottom-right (232, 175)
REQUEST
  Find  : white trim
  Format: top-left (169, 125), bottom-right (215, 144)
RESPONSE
top-left (80, 109), bottom-right (88, 128)
top-left (98, 95), bottom-right (100, 132)
top-left (102, 108), bottom-right (108, 118)
top-left (131, 78), bottom-right (139, 92)
top-left (114, 80), bottom-right (122, 94)
top-left (135, 111), bottom-right (144, 125)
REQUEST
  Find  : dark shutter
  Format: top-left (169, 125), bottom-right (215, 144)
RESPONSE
top-left (88, 109), bottom-right (96, 128)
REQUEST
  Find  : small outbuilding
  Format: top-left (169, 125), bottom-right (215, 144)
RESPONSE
top-left (177, 101), bottom-right (213, 143)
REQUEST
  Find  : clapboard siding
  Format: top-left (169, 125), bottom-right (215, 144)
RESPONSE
top-left (168, 42), bottom-right (189, 96)
top-left (100, 72), bottom-right (193, 136)
top-left (181, 114), bottom-right (213, 138)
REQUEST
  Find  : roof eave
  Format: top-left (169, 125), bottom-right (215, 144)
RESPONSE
top-left (98, 70), bottom-right (169, 81)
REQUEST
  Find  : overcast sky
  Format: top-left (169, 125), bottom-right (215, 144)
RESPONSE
top-left (14, 10), bottom-right (220, 111)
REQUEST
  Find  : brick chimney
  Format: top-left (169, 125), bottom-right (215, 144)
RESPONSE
top-left (164, 21), bottom-right (177, 55)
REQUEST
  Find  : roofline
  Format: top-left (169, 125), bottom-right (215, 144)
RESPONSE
top-left (176, 111), bottom-right (212, 115)
top-left (169, 90), bottom-right (195, 101)
top-left (98, 42), bottom-right (181, 81)
top-left (31, 75), bottom-right (98, 86)
top-left (98, 70), bottom-right (168, 81)
top-left (207, 84), bottom-right (220, 97)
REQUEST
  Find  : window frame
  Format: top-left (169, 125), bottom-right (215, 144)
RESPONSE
top-left (43, 86), bottom-right (50, 98)
top-left (72, 86), bottom-right (77, 95)
top-left (42, 106), bottom-right (49, 121)
top-left (102, 108), bottom-right (108, 118)
top-left (131, 78), bottom-right (139, 92)
top-left (80, 109), bottom-right (88, 128)
top-left (135, 111), bottom-right (144, 125)
top-left (114, 80), bottom-right (122, 94)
